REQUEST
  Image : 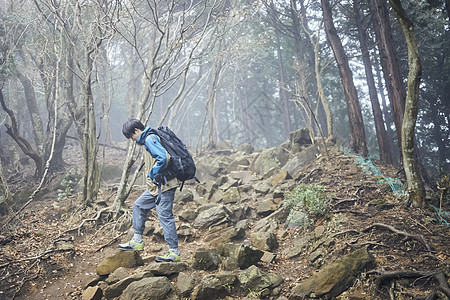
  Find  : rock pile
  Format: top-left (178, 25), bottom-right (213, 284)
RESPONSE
top-left (83, 128), bottom-right (376, 299)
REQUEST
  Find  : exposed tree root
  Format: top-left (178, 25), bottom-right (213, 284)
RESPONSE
top-left (363, 222), bottom-right (433, 252)
top-left (62, 206), bottom-right (129, 235)
top-left (0, 248), bottom-right (73, 269)
top-left (368, 270), bottom-right (450, 298)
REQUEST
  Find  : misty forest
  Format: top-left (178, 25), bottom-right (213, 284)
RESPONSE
top-left (0, 0), bottom-right (449, 299)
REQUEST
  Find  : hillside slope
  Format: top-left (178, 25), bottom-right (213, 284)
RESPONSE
top-left (1, 131), bottom-right (449, 299)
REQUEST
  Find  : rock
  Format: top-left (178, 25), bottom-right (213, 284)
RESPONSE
top-left (282, 145), bottom-right (320, 179)
top-left (251, 147), bottom-right (290, 177)
top-left (105, 267), bottom-right (131, 285)
top-left (191, 248), bottom-right (222, 271)
top-left (229, 170), bottom-right (254, 184)
top-left (193, 204), bottom-right (233, 229)
top-left (144, 262), bottom-right (187, 275)
top-left (314, 225), bottom-right (326, 237)
top-left (191, 272), bottom-right (237, 300)
top-left (177, 223), bottom-right (194, 240)
top-left (96, 251), bottom-right (143, 276)
top-left (228, 156), bottom-right (250, 172)
top-left (176, 188), bottom-right (194, 202)
top-left (178, 205), bottom-right (198, 222)
top-left (208, 226), bottom-right (245, 247)
top-left (236, 143), bottom-right (254, 154)
top-left (290, 128), bottom-right (312, 148)
top-left (271, 170), bottom-right (292, 186)
top-left (260, 251), bottom-right (276, 263)
top-left (254, 181), bottom-right (271, 194)
top-left (281, 235), bottom-right (311, 259)
top-left (222, 187), bottom-right (240, 204)
top-left (217, 243), bottom-right (264, 269)
top-left (120, 276), bottom-right (176, 300)
top-left (289, 248), bottom-right (376, 299)
top-left (257, 199), bottom-right (278, 217)
top-left (219, 177), bottom-right (238, 192)
top-left (82, 286), bottom-right (102, 300)
top-left (177, 271), bottom-right (197, 297)
top-left (104, 272), bottom-right (153, 299)
top-left (250, 231), bottom-right (278, 251)
top-left (238, 265), bottom-right (283, 293)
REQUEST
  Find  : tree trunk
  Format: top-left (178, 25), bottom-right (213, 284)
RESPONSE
top-left (321, 0), bottom-right (368, 156)
top-left (297, 0), bottom-right (334, 139)
top-left (369, 0), bottom-right (406, 150)
top-left (388, 0), bottom-right (426, 208)
top-left (81, 47), bottom-right (100, 206)
top-left (274, 27), bottom-right (291, 137)
top-left (373, 58), bottom-right (398, 163)
top-left (354, 0), bottom-right (393, 164)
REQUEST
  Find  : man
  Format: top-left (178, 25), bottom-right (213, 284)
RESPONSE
top-left (118, 119), bottom-right (180, 262)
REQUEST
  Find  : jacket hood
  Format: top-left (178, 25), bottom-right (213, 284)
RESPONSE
top-left (136, 126), bottom-right (152, 145)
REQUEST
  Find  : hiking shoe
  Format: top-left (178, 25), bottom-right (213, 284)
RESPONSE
top-left (155, 251), bottom-right (180, 262)
top-left (117, 240), bottom-right (144, 251)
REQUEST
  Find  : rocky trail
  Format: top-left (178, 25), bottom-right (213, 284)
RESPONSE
top-left (1, 129), bottom-right (449, 299)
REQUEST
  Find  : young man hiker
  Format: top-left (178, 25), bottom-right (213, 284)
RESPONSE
top-left (118, 119), bottom-right (180, 262)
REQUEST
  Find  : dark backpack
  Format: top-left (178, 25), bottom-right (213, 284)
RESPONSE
top-left (148, 125), bottom-right (199, 191)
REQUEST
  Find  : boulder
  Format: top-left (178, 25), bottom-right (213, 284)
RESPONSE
top-left (250, 231), bottom-right (278, 251)
top-left (228, 156), bottom-right (250, 172)
top-left (191, 248), bottom-right (222, 271)
top-left (219, 177), bottom-right (238, 192)
top-left (120, 276), bottom-right (176, 300)
top-left (257, 199), bottom-right (278, 217)
top-left (238, 265), bottom-right (283, 293)
top-left (250, 147), bottom-right (290, 178)
top-left (82, 286), bottom-right (102, 300)
top-left (105, 267), bottom-right (131, 285)
top-left (191, 272), bottom-right (237, 300)
top-left (96, 251), bottom-right (143, 276)
top-left (104, 272), bottom-right (153, 299)
top-left (193, 204), bottom-right (233, 229)
top-left (144, 262), bottom-right (187, 275)
top-left (271, 170), bottom-right (292, 186)
top-left (289, 248), bottom-right (376, 299)
top-left (222, 187), bottom-right (240, 204)
top-left (208, 226), bottom-right (245, 247)
top-left (176, 271), bottom-right (198, 297)
top-left (217, 243), bottom-right (264, 269)
top-left (282, 145), bottom-right (320, 179)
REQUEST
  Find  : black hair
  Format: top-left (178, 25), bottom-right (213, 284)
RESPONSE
top-left (122, 119), bottom-right (145, 139)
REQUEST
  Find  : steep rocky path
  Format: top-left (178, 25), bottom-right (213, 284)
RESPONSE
top-left (1, 131), bottom-right (449, 299)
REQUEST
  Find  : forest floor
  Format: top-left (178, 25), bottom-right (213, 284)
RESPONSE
top-left (0, 143), bottom-right (449, 300)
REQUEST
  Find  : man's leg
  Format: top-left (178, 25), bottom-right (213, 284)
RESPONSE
top-left (155, 188), bottom-right (180, 262)
top-left (118, 190), bottom-right (156, 251)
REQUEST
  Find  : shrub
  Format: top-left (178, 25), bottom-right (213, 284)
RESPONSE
top-left (284, 183), bottom-right (330, 229)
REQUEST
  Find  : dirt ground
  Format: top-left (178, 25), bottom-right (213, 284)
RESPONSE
top-left (0, 145), bottom-right (449, 300)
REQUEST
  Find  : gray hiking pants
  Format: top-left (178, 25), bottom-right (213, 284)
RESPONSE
top-left (132, 188), bottom-right (178, 250)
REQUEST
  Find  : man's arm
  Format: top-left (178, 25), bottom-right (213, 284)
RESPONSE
top-left (145, 134), bottom-right (167, 180)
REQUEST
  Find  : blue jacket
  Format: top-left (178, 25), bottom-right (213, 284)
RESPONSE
top-left (136, 126), bottom-right (167, 180)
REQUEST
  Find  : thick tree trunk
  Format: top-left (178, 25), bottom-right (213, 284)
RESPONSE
top-left (321, 0), bottom-right (368, 156)
top-left (389, 0), bottom-right (426, 208)
top-left (354, 0), bottom-right (393, 164)
top-left (369, 0), bottom-right (406, 150)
